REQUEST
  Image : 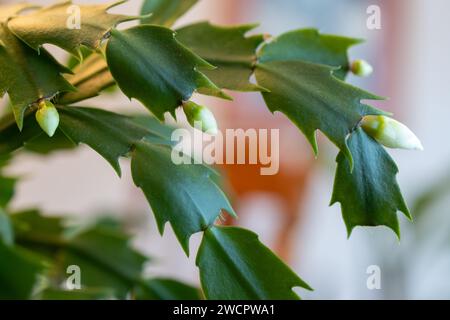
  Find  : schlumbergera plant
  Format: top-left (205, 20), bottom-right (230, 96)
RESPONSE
top-left (0, 0), bottom-right (423, 300)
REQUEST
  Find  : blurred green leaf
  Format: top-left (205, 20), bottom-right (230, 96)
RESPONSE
top-left (66, 46), bottom-right (94, 70)
top-left (0, 154), bottom-right (10, 168)
top-left (39, 287), bottom-right (115, 300)
top-left (0, 113), bottom-right (42, 155)
top-left (197, 226), bottom-right (311, 300)
top-left (0, 154), bottom-right (15, 210)
top-left (12, 210), bottom-right (67, 259)
top-left (12, 211), bottom-right (148, 299)
top-left (59, 54), bottom-right (116, 105)
top-left (412, 171), bottom-right (450, 220)
top-left (51, 228), bottom-right (147, 299)
top-left (0, 176), bottom-right (15, 208)
top-left (141, 0), bottom-right (198, 27)
top-left (23, 130), bottom-right (76, 154)
top-left (12, 210), bottom-right (67, 241)
top-left (331, 128), bottom-right (411, 236)
top-left (0, 241), bottom-right (45, 299)
top-left (70, 228), bottom-right (148, 283)
top-left (176, 22), bottom-right (265, 91)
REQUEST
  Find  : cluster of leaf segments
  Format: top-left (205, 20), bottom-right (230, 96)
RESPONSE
top-left (0, 0), bottom-right (411, 299)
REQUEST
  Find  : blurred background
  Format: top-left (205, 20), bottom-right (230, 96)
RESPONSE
top-left (2, 0), bottom-right (450, 299)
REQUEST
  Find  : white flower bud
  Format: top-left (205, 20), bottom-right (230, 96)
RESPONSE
top-left (351, 59), bottom-right (373, 77)
top-left (183, 101), bottom-right (218, 135)
top-left (361, 115), bottom-right (423, 151)
top-left (35, 100), bottom-right (60, 137)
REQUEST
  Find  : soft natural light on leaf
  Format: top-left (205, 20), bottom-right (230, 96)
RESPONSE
top-left (35, 100), bottom-right (59, 137)
top-left (183, 101), bottom-right (218, 134)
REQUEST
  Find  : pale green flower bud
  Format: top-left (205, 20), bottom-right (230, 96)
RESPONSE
top-left (183, 101), bottom-right (218, 135)
top-left (361, 115), bottom-right (423, 151)
top-left (351, 59), bottom-right (373, 77)
top-left (35, 100), bottom-right (60, 137)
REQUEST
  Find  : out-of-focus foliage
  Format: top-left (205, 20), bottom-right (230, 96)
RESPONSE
top-left (0, 209), bottom-right (200, 300)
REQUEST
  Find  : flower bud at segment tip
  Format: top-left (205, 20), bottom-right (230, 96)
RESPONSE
top-left (361, 115), bottom-right (423, 151)
top-left (183, 101), bottom-right (218, 135)
top-left (35, 100), bottom-right (60, 137)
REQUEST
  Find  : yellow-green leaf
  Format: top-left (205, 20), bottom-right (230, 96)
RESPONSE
top-left (141, 0), bottom-right (198, 27)
top-left (8, 1), bottom-right (136, 57)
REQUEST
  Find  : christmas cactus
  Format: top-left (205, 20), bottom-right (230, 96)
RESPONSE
top-left (0, 0), bottom-right (421, 300)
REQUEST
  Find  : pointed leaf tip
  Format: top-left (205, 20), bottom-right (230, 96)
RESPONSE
top-left (361, 115), bottom-right (424, 151)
